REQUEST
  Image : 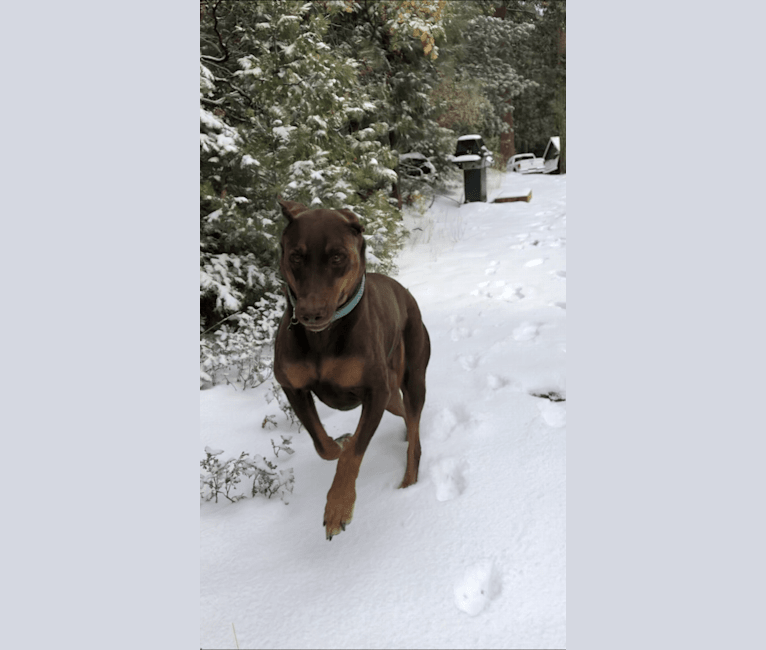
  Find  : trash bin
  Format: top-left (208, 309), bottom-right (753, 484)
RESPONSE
top-left (451, 135), bottom-right (493, 203)
top-left (462, 165), bottom-right (487, 203)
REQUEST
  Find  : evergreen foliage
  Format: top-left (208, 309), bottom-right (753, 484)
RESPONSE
top-left (458, 15), bottom-right (538, 141)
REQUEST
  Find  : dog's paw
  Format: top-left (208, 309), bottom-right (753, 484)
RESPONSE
top-left (323, 488), bottom-right (356, 540)
top-left (398, 469), bottom-right (419, 489)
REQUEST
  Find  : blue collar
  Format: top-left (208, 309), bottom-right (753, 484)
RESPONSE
top-left (286, 274), bottom-right (366, 328)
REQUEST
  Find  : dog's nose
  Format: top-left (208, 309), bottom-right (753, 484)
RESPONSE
top-left (297, 305), bottom-right (328, 326)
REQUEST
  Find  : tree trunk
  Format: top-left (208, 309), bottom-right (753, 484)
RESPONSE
top-left (500, 107), bottom-right (516, 163)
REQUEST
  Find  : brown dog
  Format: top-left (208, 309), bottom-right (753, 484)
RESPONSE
top-left (274, 199), bottom-right (431, 540)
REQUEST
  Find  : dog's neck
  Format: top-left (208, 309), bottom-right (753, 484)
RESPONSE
top-left (331, 274), bottom-right (366, 321)
top-left (286, 274), bottom-right (366, 328)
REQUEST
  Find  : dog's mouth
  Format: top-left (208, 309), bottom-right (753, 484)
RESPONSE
top-left (303, 321), bottom-right (331, 333)
top-left (295, 305), bottom-right (335, 332)
top-left (287, 279), bottom-right (364, 333)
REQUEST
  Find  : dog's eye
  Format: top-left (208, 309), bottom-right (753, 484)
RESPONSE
top-left (330, 253), bottom-right (345, 266)
top-left (289, 252), bottom-right (303, 265)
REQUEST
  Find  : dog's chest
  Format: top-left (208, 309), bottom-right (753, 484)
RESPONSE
top-left (280, 357), bottom-right (365, 391)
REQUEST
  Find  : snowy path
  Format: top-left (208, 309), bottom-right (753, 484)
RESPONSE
top-left (200, 171), bottom-right (566, 649)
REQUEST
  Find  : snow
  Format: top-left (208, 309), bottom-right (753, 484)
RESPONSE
top-left (272, 125), bottom-right (295, 141)
top-left (307, 115), bottom-right (328, 130)
top-left (453, 153), bottom-right (481, 163)
top-left (278, 15), bottom-right (300, 26)
top-left (200, 107), bottom-right (225, 131)
top-left (457, 134), bottom-right (483, 140)
top-left (200, 171), bottom-right (566, 648)
top-left (240, 154), bottom-right (260, 168)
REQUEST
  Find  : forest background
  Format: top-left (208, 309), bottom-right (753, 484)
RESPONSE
top-left (200, 0), bottom-right (566, 383)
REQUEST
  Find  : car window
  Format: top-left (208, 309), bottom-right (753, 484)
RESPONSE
top-left (544, 143), bottom-right (560, 161)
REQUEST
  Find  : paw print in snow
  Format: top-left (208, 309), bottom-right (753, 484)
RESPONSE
top-left (423, 408), bottom-right (459, 442)
top-left (453, 560), bottom-right (502, 616)
top-left (430, 457), bottom-right (468, 502)
top-left (538, 400), bottom-right (566, 428)
top-left (512, 322), bottom-right (538, 342)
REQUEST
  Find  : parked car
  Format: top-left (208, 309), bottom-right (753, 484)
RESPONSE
top-left (508, 152), bottom-right (543, 174)
top-left (399, 152), bottom-right (437, 181)
top-left (507, 137), bottom-right (561, 175)
top-left (450, 134), bottom-right (494, 169)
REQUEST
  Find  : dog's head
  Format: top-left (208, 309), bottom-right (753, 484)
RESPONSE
top-left (278, 200), bottom-right (366, 332)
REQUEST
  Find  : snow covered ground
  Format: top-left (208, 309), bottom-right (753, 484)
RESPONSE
top-left (200, 170), bottom-right (566, 649)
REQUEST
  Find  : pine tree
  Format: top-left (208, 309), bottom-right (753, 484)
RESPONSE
top-left (323, 0), bottom-right (455, 202)
top-left (492, 0), bottom-right (566, 167)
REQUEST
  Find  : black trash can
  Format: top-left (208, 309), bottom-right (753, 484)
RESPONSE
top-left (452, 135), bottom-right (493, 203)
top-left (463, 164), bottom-right (487, 203)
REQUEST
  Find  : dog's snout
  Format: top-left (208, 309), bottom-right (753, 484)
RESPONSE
top-left (295, 301), bottom-right (329, 328)
top-left (299, 310), bottom-right (323, 324)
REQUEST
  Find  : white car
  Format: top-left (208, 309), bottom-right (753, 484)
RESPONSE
top-left (540, 136), bottom-right (561, 174)
top-left (507, 137), bottom-right (561, 175)
top-left (508, 152), bottom-right (543, 174)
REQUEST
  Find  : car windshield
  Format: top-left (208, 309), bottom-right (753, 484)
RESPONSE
top-left (544, 143), bottom-right (560, 161)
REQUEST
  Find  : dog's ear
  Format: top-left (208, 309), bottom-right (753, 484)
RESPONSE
top-left (337, 209), bottom-right (365, 234)
top-left (278, 199), bottom-right (308, 222)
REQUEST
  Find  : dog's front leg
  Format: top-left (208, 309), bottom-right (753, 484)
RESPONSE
top-left (323, 388), bottom-right (388, 540)
top-left (281, 387), bottom-right (343, 461)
